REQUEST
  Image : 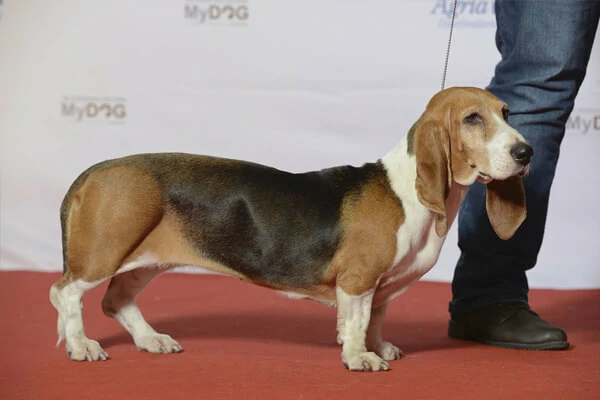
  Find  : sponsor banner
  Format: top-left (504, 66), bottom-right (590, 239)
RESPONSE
top-left (184, 0), bottom-right (249, 26)
top-left (566, 108), bottom-right (600, 136)
top-left (61, 96), bottom-right (127, 124)
top-left (431, 0), bottom-right (496, 29)
top-left (0, 0), bottom-right (599, 289)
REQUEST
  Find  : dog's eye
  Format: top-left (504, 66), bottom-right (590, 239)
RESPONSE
top-left (502, 108), bottom-right (510, 121)
top-left (464, 113), bottom-right (479, 124)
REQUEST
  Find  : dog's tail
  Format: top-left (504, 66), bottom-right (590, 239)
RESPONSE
top-left (59, 195), bottom-right (72, 275)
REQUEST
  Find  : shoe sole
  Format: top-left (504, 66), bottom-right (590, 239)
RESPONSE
top-left (448, 320), bottom-right (570, 350)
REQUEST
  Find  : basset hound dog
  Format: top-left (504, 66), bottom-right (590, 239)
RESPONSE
top-left (50, 87), bottom-right (533, 371)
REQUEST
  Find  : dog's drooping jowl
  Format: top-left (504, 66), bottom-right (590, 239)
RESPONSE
top-left (50, 87), bottom-right (532, 371)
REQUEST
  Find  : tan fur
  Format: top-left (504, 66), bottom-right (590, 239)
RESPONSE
top-left (414, 121), bottom-right (451, 237)
top-left (331, 174), bottom-right (405, 296)
top-left (120, 212), bottom-right (247, 280)
top-left (55, 167), bottom-right (164, 289)
top-left (56, 164), bottom-right (247, 291)
top-left (486, 177), bottom-right (527, 240)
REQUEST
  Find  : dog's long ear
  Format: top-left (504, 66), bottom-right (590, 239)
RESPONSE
top-left (486, 177), bottom-right (527, 240)
top-left (414, 120), bottom-right (452, 237)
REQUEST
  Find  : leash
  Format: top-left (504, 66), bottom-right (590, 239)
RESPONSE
top-left (441, 0), bottom-right (458, 91)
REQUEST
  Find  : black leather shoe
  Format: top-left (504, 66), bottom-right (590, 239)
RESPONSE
top-left (448, 302), bottom-right (569, 350)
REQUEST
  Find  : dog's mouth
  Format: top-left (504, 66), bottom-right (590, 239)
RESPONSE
top-left (477, 172), bottom-right (493, 184)
top-left (478, 165), bottom-right (528, 184)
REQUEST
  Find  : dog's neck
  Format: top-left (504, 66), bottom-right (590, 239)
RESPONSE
top-left (373, 137), bottom-right (469, 306)
top-left (381, 137), bottom-right (469, 236)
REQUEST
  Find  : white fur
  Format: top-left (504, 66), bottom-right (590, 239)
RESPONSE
top-left (49, 278), bottom-right (109, 361)
top-left (336, 287), bottom-right (389, 371)
top-left (50, 261), bottom-right (182, 360)
top-left (487, 113), bottom-right (529, 180)
top-left (103, 267), bottom-right (183, 354)
top-left (377, 138), bottom-right (467, 307)
top-left (116, 252), bottom-right (160, 275)
top-left (366, 303), bottom-right (403, 361)
top-left (115, 303), bottom-right (182, 353)
top-left (276, 291), bottom-right (336, 307)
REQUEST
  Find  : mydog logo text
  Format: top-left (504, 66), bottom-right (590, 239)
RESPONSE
top-left (184, 0), bottom-right (249, 26)
top-left (431, 0), bottom-right (496, 29)
top-left (566, 109), bottom-right (600, 135)
top-left (61, 96), bottom-right (127, 123)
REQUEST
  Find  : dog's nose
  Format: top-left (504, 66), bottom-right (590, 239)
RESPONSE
top-left (510, 142), bottom-right (534, 165)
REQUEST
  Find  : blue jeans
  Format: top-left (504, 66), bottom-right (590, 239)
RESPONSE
top-left (450, 0), bottom-right (600, 315)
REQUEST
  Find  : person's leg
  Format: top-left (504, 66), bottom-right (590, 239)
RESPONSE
top-left (449, 0), bottom-right (600, 348)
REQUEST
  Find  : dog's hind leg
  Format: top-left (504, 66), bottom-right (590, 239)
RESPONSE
top-left (51, 164), bottom-right (165, 361)
top-left (102, 267), bottom-right (182, 354)
top-left (50, 276), bottom-right (109, 361)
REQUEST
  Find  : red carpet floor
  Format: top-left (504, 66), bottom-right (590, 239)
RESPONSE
top-left (1, 271), bottom-right (598, 400)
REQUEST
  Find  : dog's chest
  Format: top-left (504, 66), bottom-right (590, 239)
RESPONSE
top-left (373, 180), bottom-right (466, 306)
top-left (373, 202), bottom-right (445, 305)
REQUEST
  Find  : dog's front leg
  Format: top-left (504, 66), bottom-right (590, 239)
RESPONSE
top-left (336, 287), bottom-right (389, 372)
top-left (366, 303), bottom-right (403, 361)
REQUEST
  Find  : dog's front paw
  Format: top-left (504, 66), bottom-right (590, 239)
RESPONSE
top-left (342, 351), bottom-right (389, 372)
top-left (135, 334), bottom-right (183, 354)
top-left (373, 341), bottom-right (404, 361)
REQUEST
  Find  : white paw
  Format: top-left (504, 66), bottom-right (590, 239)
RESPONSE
top-left (342, 351), bottom-right (389, 372)
top-left (135, 334), bottom-right (183, 354)
top-left (374, 341), bottom-right (403, 361)
top-left (66, 339), bottom-right (109, 362)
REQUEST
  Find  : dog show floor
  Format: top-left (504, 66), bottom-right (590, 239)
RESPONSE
top-left (1, 271), bottom-right (598, 400)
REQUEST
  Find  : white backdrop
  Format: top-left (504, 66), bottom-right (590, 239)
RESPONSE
top-left (1, 0), bottom-right (599, 288)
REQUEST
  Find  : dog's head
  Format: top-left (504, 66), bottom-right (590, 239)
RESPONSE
top-left (411, 87), bottom-right (531, 240)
